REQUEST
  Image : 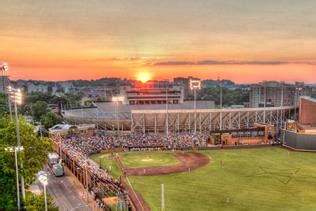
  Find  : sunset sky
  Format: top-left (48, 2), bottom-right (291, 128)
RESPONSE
top-left (1, 0), bottom-right (316, 83)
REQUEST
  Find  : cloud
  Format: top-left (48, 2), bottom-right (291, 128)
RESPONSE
top-left (153, 61), bottom-right (196, 66)
top-left (89, 57), bottom-right (141, 62)
top-left (153, 60), bottom-right (316, 66)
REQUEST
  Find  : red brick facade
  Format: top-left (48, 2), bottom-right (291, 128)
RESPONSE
top-left (299, 97), bottom-right (316, 126)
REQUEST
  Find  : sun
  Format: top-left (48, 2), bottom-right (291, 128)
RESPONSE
top-left (137, 71), bottom-right (152, 83)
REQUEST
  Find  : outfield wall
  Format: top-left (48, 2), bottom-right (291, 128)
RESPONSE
top-left (283, 130), bottom-right (316, 151)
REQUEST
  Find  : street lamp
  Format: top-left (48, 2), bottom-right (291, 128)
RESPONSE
top-left (5, 146), bottom-right (24, 210)
top-left (38, 171), bottom-right (48, 211)
top-left (189, 79), bottom-right (201, 134)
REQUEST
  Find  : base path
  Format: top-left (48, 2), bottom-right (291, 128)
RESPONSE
top-left (124, 152), bottom-right (209, 176)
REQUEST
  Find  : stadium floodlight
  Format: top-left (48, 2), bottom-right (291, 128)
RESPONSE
top-left (189, 79), bottom-right (201, 134)
top-left (189, 79), bottom-right (201, 91)
top-left (14, 89), bottom-right (22, 105)
top-left (5, 145), bottom-right (24, 210)
top-left (112, 96), bottom-right (124, 102)
top-left (38, 171), bottom-right (48, 211)
top-left (7, 85), bottom-right (12, 92)
top-left (1, 62), bottom-right (8, 72)
top-left (9, 87), bottom-right (23, 105)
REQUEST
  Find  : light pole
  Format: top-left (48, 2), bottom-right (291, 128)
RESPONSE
top-left (5, 146), bottom-right (24, 210)
top-left (189, 79), bottom-right (201, 134)
top-left (112, 96), bottom-right (123, 135)
top-left (219, 79), bottom-right (222, 109)
top-left (8, 87), bottom-right (25, 200)
top-left (38, 171), bottom-right (48, 211)
top-left (165, 86), bottom-right (169, 136)
top-left (1, 63), bottom-right (13, 121)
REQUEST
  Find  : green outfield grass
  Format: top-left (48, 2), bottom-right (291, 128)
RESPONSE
top-left (120, 151), bottom-right (179, 168)
top-left (90, 148), bottom-right (316, 210)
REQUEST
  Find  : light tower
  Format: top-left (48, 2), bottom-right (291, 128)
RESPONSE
top-left (1, 63), bottom-right (13, 121)
top-left (8, 87), bottom-right (25, 200)
top-left (189, 79), bottom-right (201, 134)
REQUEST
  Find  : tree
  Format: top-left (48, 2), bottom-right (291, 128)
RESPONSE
top-left (60, 93), bottom-right (83, 109)
top-left (31, 101), bottom-right (48, 122)
top-left (0, 115), bottom-right (56, 209)
top-left (0, 93), bottom-right (9, 115)
top-left (198, 87), bottom-right (249, 107)
top-left (24, 192), bottom-right (57, 210)
top-left (41, 112), bottom-right (63, 129)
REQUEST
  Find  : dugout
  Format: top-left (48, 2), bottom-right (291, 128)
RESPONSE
top-left (209, 124), bottom-right (275, 146)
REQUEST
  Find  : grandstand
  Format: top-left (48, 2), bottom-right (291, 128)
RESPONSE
top-left (63, 102), bottom-right (295, 133)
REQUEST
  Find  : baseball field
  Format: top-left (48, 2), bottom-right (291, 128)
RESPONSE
top-left (91, 147), bottom-right (316, 210)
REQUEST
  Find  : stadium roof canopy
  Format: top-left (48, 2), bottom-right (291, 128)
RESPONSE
top-left (96, 100), bottom-right (215, 112)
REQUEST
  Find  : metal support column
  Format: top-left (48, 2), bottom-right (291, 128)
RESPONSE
top-left (209, 112), bottom-right (212, 131)
top-left (154, 114), bottom-right (157, 135)
top-left (143, 113), bottom-right (145, 134)
top-left (199, 113), bottom-right (202, 133)
top-left (229, 112), bottom-right (232, 129)
top-left (177, 113), bottom-right (180, 135)
top-left (188, 113), bottom-right (191, 133)
top-left (219, 112), bottom-right (222, 131)
top-left (238, 112), bottom-right (241, 129)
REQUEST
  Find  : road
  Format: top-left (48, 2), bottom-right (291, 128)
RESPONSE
top-left (30, 167), bottom-right (92, 211)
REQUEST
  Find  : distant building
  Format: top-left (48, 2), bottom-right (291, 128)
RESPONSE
top-left (0, 76), bottom-right (10, 93)
top-left (59, 82), bottom-right (74, 93)
top-left (27, 82), bottom-right (49, 93)
top-left (299, 96), bottom-right (316, 126)
top-left (118, 80), bottom-right (184, 105)
top-left (202, 79), bottom-right (236, 90)
top-left (249, 81), bottom-right (316, 108)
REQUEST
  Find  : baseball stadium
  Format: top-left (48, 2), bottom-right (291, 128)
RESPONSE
top-left (49, 95), bottom-right (316, 210)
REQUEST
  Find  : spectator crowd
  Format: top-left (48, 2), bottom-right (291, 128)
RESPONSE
top-left (51, 131), bottom-right (208, 208)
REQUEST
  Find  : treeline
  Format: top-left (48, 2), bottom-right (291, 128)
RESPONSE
top-left (197, 87), bottom-right (249, 107)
